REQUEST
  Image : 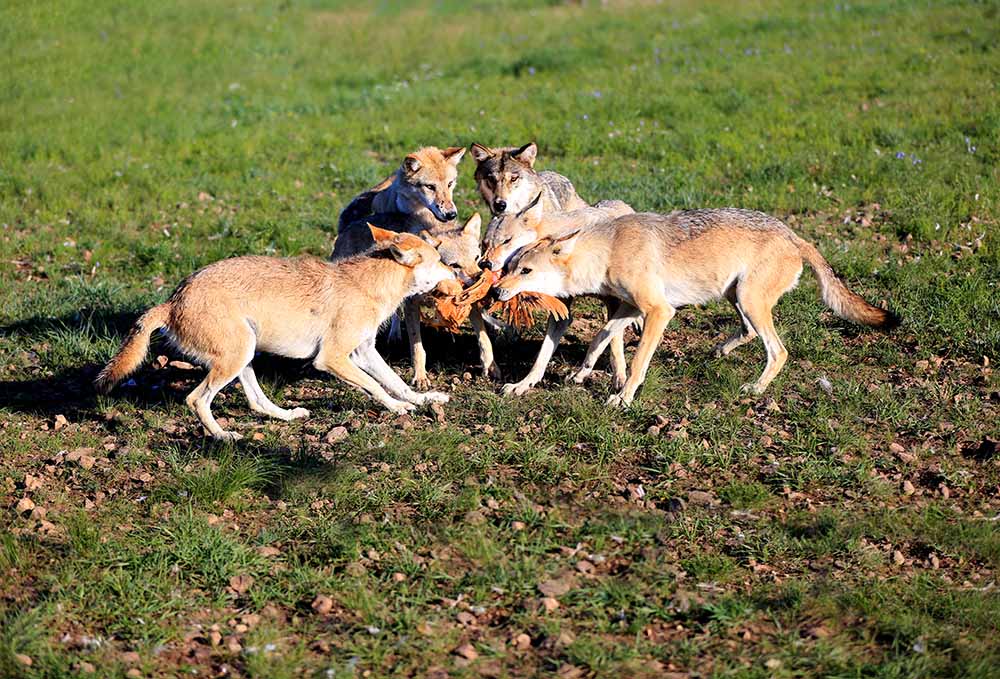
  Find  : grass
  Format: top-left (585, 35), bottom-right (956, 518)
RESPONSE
top-left (1, 0), bottom-right (999, 676)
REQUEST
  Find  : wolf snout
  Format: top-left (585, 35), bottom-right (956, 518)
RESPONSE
top-left (492, 199), bottom-right (507, 213)
top-left (439, 208), bottom-right (458, 222)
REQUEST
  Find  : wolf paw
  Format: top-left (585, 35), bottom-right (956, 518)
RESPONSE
top-left (605, 392), bottom-right (633, 408)
top-left (502, 381), bottom-right (533, 397)
top-left (387, 400), bottom-right (417, 415)
top-left (288, 407), bottom-right (311, 420)
top-left (412, 374), bottom-right (432, 391)
top-left (567, 368), bottom-right (592, 384)
top-left (213, 430), bottom-right (243, 443)
top-left (740, 382), bottom-right (766, 395)
top-left (417, 391), bottom-right (450, 405)
top-left (611, 373), bottom-right (627, 391)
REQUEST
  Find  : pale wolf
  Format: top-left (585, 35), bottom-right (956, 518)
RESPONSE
top-left (96, 226), bottom-right (456, 440)
top-left (495, 209), bottom-right (896, 405)
top-left (331, 147), bottom-right (499, 385)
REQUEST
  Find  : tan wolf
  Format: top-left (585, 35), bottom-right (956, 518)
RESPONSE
top-left (96, 226), bottom-right (456, 441)
top-left (332, 145), bottom-right (466, 257)
top-left (470, 142), bottom-right (588, 217)
top-left (495, 209), bottom-right (896, 405)
top-left (331, 146), bottom-right (499, 385)
top-left (477, 196), bottom-right (636, 396)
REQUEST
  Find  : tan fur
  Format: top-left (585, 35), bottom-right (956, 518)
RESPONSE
top-left (496, 208), bottom-right (897, 404)
top-left (477, 200), bottom-right (635, 396)
top-left (331, 148), bottom-right (499, 385)
top-left (470, 142), bottom-right (588, 218)
top-left (332, 145), bottom-right (466, 258)
top-left (97, 227), bottom-right (456, 440)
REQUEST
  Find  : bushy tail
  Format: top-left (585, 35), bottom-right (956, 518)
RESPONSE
top-left (795, 237), bottom-right (898, 329)
top-left (337, 173), bottom-right (395, 231)
top-left (94, 303), bottom-right (172, 393)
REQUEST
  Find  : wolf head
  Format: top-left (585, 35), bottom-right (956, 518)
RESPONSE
top-left (394, 146), bottom-right (466, 223)
top-left (479, 192), bottom-right (544, 272)
top-left (368, 224), bottom-right (457, 296)
top-left (494, 228), bottom-right (581, 301)
top-left (470, 142), bottom-right (541, 217)
top-left (419, 213), bottom-right (484, 284)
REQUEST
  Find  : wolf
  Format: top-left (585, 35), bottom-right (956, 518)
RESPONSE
top-left (495, 209), bottom-right (897, 405)
top-left (331, 147), bottom-right (499, 385)
top-left (96, 226), bottom-right (456, 441)
top-left (470, 142), bottom-right (588, 218)
top-left (478, 196), bottom-right (636, 396)
top-left (332, 145), bottom-right (466, 257)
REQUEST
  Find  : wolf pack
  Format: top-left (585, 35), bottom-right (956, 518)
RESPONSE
top-left (96, 143), bottom-right (897, 441)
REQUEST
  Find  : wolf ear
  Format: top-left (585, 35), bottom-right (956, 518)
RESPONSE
top-left (388, 240), bottom-right (421, 267)
top-left (419, 230), bottom-right (442, 248)
top-left (442, 146), bottom-right (466, 165)
top-left (511, 142), bottom-right (538, 167)
top-left (549, 228), bottom-right (581, 256)
top-left (517, 192), bottom-right (544, 220)
top-left (470, 143), bottom-right (494, 163)
top-left (368, 223), bottom-right (398, 244)
top-left (462, 212), bottom-right (482, 237)
top-left (403, 154), bottom-right (422, 174)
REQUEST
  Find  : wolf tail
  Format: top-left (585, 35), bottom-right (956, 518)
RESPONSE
top-left (94, 303), bottom-right (172, 394)
top-left (795, 237), bottom-right (898, 329)
top-left (337, 173), bottom-right (396, 231)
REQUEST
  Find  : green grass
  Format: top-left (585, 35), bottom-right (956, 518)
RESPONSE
top-left (1, 0), bottom-right (999, 676)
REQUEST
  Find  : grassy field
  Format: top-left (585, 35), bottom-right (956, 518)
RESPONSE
top-left (2, 0), bottom-right (999, 676)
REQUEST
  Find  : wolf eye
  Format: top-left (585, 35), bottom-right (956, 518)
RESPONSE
top-left (519, 267), bottom-right (532, 275)
top-left (423, 184), bottom-right (437, 191)
top-left (511, 174), bottom-right (520, 183)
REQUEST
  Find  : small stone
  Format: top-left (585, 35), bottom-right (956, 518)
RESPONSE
top-left (892, 549), bottom-right (906, 566)
top-left (311, 594), bottom-right (334, 615)
top-left (392, 572), bottom-right (407, 582)
top-left (540, 597), bottom-right (560, 612)
top-left (54, 414), bottom-right (69, 430)
top-left (901, 480), bottom-right (916, 496)
top-left (454, 643), bottom-right (478, 660)
top-left (687, 490), bottom-right (715, 506)
top-left (126, 669), bottom-right (142, 678)
top-left (209, 630), bottom-right (223, 646)
top-left (78, 661), bottom-right (96, 674)
top-left (513, 633), bottom-right (531, 650)
top-left (14, 654), bottom-right (32, 667)
top-left (251, 432), bottom-right (265, 441)
top-left (15, 497), bottom-right (35, 515)
top-left (929, 554), bottom-right (940, 569)
top-left (229, 574), bottom-right (254, 594)
top-left (23, 474), bottom-right (43, 491)
top-left (226, 637), bottom-right (242, 653)
top-left (538, 578), bottom-right (573, 597)
top-left (324, 426), bottom-right (349, 444)
top-left (511, 521), bottom-right (526, 531)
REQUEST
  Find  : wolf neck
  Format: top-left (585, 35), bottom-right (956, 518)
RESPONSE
top-left (370, 172), bottom-right (440, 232)
top-left (342, 256), bottom-right (414, 319)
top-left (562, 243), bottom-right (607, 297)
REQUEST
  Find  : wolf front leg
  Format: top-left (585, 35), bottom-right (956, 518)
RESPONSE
top-left (502, 307), bottom-right (573, 397)
top-left (469, 306), bottom-right (501, 381)
top-left (404, 299), bottom-right (431, 390)
top-left (351, 339), bottom-right (449, 406)
top-left (569, 301), bottom-right (641, 386)
top-left (314, 343), bottom-right (416, 415)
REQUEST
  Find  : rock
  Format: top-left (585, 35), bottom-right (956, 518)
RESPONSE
top-left (257, 545), bottom-right (281, 557)
top-left (453, 643), bottom-right (478, 660)
top-left (513, 633), bottom-right (531, 650)
top-left (511, 521), bottom-right (526, 531)
top-left (121, 651), bottom-right (141, 665)
top-left (13, 654), bottom-right (32, 667)
top-left (311, 594), bottom-right (334, 615)
top-left (687, 490), bottom-right (716, 506)
top-left (15, 497), bottom-right (35, 515)
top-left (54, 414), bottom-right (69, 430)
top-left (901, 480), bottom-right (916, 496)
top-left (538, 577), bottom-right (574, 597)
top-left (126, 669), bottom-right (142, 678)
top-left (228, 574), bottom-right (254, 594)
top-left (78, 661), bottom-right (96, 674)
top-left (540, 597), bottom-right (560, 612)
top-left (892, 549), bottom-right (906, 566)
top-left (209, 630), bottom-right (223, 646)
top-left (324, 426), bottom-right (349, 444)
top-left (392, 572), bottom-right (407, 582)
top-left (22, 474), bottom-right (43, 491)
